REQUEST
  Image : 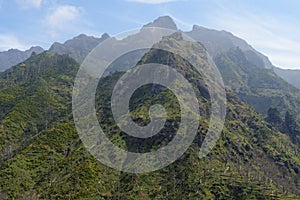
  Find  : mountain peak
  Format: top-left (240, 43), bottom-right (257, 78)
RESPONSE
top-left (0, 46), bottom-right (44, 71)
top-left (72, 33), bottom-right (109, 41)
top-left (187, 25), bottom-right (273, 69)
top-left (192, 24), bottom-right (204, 31)
top-left (28, 46), bottom-right (44, 52)
top-left (49, 33), bottom-right (110, 64)
top-left (73, 34), bottom-right (96, 40)
top-left (76, 33), bottom-right (88, 38)
top-left (100, 32), bottom-right (110, 40)
top-left (144, 16), bottom-right (177, 30)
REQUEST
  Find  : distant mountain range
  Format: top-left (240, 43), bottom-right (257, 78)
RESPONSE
top-left (49, 33), bottom-right (110, 64)
top-left (0, 46), bottom-right (44, 72)
top-left (43, 16), bottom-right (300, 118)
top-left (274, 67), bottom-right (300, 89)
top-left (1, 16), bottom-right (300, 117)
top-left (186, 25), bottom-right (274, 70)
top-left (0, 16), bottom-right (298, 88)
top-left (0, 33), bottom-right (109, 72)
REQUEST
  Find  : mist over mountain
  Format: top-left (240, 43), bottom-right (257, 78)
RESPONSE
top-left (0, 46), bottom-right (44, 72)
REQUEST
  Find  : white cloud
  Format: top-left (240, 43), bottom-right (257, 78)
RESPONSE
top-left (15, 0), bottom-right (42, 9)
top-left (0, 34), bottom-right (27, 51)
top-left (126, 0), bottom-right (178, 4)
top-left (211, 12), bottom-right (300, 69)
top-left (45, 5), bottom-right (82, 29)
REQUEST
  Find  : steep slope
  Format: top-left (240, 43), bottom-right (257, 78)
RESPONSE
top-left (17, 16), bottom-right (300, 139)
top-left (274, 67), bottom-right (300, 89)
top-left (49, 33), bottom-right (110, 64)
top-left (213, 47), bottom-right (300, 119)
top-left (0, 46), bottom-right (44, 72)
top-left (143, 15), bottom-right (178, 30)
top-left (0, 51), bottom-right (79, 165)
top-left (48, 16), bottom-right (174, 69)
top-left (57, 16), bottom-right (299, 123)
top-left (0, 33), bottom-right (299, 199)
top-left (185, 25), bottom-right (273, 69)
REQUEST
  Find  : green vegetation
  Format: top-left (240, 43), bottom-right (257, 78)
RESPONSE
top-left (0, 52), bottom-right (78, 165)
top-left (266, 107), bottom-right (300, 145)
top-left (0, 36), bottom-right (299, 199)
top-left (214, 47), bottom-right (300, 121)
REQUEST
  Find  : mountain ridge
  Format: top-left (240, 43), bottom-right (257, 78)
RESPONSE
top-left (186, 25), bottom-right (274, 69)
top-left (0, 46), bottom-right (44, 72)
top-left (143, 15), bottom-right (178, 30)
top-left (1, 16), bottom-right (300, 121)
top-left (0, 33), bottom-right (299, 199)
top-left (49, 33), bottom-right (110, 64)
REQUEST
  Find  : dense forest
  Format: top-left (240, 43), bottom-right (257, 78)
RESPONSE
top-left (0, 30), bottom-right (299, 199)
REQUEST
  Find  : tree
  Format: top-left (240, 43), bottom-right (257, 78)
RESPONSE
top-left (285, 111), bottom-right (296, 133)
top-left (266, 107), bottom-right (284, 131)
top-left (284, 111), bottom-right (300, 140)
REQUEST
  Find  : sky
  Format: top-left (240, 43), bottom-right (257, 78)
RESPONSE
top-left (0, 0), bottom-right (299, 69)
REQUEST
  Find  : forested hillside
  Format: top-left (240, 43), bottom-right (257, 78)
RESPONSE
top-left (0, 34), bottom-right (299, 199)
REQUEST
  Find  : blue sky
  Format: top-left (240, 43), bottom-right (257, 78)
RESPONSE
top-left (0, 0), bottom-right (299, 69)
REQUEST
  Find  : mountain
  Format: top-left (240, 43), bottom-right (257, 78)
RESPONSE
top-left (49, 33), bottom-right (110, 64)
top-left (174, 20), bottom-right (300, 122)
top-left (0, 16), bottom-right (299, 199)
top-left (48, 16), bottom-right (175, 66)
top-left (185, 25), bottom-right (273, 69)
top-left (143, 15), bottom-right (178, 30)
top-left (183, 22), bottom-right (300, 118)
top-left (102, 16), bottom-right (300, 122)
top-left (0, 51), bottom-right (79, 166)
top-left (47, 16), bottom-right (300, 121)
top-left (0, 46), bottom-right (44, 72)
top-left (213, 47), bottom-right (300, 120)
top-left (42, 15), bottom-right (300, 132)
top-left (274, 67), bottom-right (300, 89)
top-left (0, 28), bottom-right (299, 199)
